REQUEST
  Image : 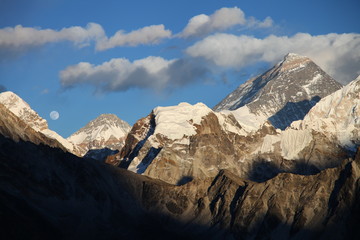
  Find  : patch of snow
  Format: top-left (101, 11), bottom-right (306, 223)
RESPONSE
top-left (153, 102), bottom-right (212, 140)
top-left (222, 105), bottom-right (267, 133)
top-left (280, 129), bottom-right (313, 160)
top-left (42, 129), bottom-right (77, 152)
top-left (302, 73), bottom-right (323, 95)
top-left (215, 112), bottom-right (247, 136)
top-left (259, 134), bottom-right (280, 153)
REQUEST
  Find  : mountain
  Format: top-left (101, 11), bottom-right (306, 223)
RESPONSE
top-left (110, 102), bottom-right (347, 184)
top-left (67, 114), bottom-right (131, 159)
top-left (214, 53), bottom-right (342, 130)
top-left (1, 132), bottom-right (359, 239)
top-left (291, 75), bottom-right (360, 152)
top-left (0, 91), bottom-right (81, 156)
top-left (0, 103), bottom-right (68, 152)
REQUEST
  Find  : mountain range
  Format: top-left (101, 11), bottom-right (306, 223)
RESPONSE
top-left (0, 53), bottom-right (359, 239)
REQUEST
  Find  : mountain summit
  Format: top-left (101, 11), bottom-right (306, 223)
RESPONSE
top-left (67, 114), bottom-right (131, 156)
top-left (214, 53), bottom-right (342, 129)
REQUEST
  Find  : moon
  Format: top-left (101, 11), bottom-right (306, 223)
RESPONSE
top-left (50, 111), bottom-right (60, 120)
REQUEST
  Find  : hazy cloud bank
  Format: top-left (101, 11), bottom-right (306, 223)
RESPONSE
top-left (186, 32), bottom-right (360, 84)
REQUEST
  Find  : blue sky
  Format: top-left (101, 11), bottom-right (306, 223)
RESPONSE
top-left (0, 0), bottom-right (359, 137)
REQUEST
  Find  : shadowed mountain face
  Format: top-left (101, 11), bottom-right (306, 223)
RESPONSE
top-left (214, 53), bottom-right (342, 130)
top-left (1, 134), bottom-right (359, 239)
top-left (269, 96), bottom-right (321, 130)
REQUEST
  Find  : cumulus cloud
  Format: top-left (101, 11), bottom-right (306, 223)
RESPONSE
top-left (0, 23), bottom-right (105, 50)
top-left (0, 23), bottom-right (171, 52)
top-left (60, 56), bottom-right (208, 93)
top-left (179, 7), bottom-right (272, 38)
top-left (186, 33), bottom-right (360, 84)
top-left (96, 25), bottom-right (171, 51)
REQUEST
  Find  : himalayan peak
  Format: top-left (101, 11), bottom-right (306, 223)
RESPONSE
top-left (213, 53), bottom-right (343, 130)
top-left (67, 113), bottom-right (131, 157)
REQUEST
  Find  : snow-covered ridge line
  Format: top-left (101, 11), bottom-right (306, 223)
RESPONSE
top-left (0, 91), bottom-right (80, 155)
top-left (0, 91), bottom-right (48, 131)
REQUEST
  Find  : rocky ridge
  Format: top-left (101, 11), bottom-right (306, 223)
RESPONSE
top-left (112, 100), bottom-right (347, 184)
top-left (0, 103), bottom-right (68, 152)
top-left (1, 132), bottom-right (359, 239)
top-left (0, 91), bottom-right (81, 155)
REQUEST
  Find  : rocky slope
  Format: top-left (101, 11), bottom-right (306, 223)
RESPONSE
top-left (111, 102), bottom-right (347, 184)
top-left (1, 133), bottom-right (359, 239)
top-left (0, 91), bottom-right (81, 155)
top-left (67, 113), bottom-right (131, 158)
top-left (214, 53), bottom-right (342, 130)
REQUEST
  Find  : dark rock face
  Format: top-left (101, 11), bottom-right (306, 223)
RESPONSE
top-left (1, 134), bottom-right (359, 239)
top-left (214, 53), bottom-right (342, 130)
top-left (84, 148), bottom-right (119, 162)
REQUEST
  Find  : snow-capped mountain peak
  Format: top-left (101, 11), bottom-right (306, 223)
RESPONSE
top-left (214, 53), bottom-right (342, 130)
top-left (67, 113), bottom-right (131, 155)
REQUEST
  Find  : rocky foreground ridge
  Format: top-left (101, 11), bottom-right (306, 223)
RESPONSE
top-left (0, 133), bottom-right (359, 239)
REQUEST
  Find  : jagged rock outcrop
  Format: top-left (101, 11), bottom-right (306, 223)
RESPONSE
top-left (214, 53), bottom-right (342, 130)
top-left (68, 113), bottom-right (131, 158)
top-left (1, 133), bottom-right (359, 239)
top-left (0, 91), bottom-right (81, 155)
top-left (112, 102), bottom-right (347, 184)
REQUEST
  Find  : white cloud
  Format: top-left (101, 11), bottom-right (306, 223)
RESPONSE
top-left (96, 24), bottom-right (171, 51)
top-left (0, 23), bottom-right (171, 52)
top-left (60, 56), bottom-right (208, 92)
top-left (247, 16), bottom-right (274, 29)
top-left (0, 23), bottom-right (105, 49)
top-left (179, 7), bottom-right (272, 38)
top-left (179, 7), bottom-right (245, 38)
top-left (186, 33), bottom-right (360, 84)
